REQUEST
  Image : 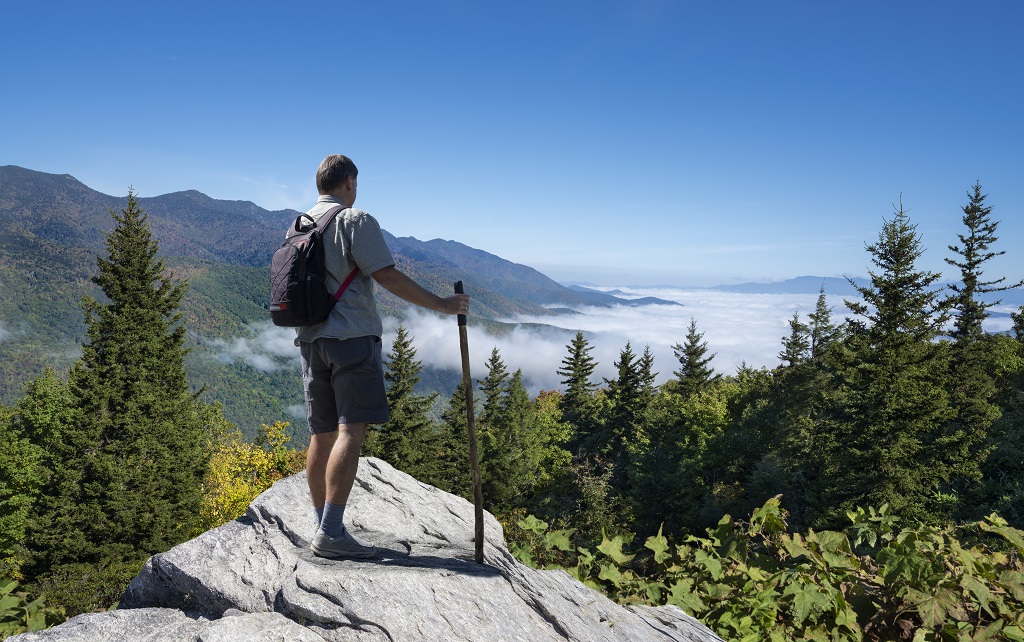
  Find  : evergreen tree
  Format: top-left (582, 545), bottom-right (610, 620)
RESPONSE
top-left (597, 342), bottom-right (654, 492)
top-left (0, 389), bottom-right (46, 578)
top-left (10, 369), bottom-right (77, 575)
top-left (779, 312), bottom-right (811, 367)
top-left (477, 360), bottom-right (555, 513)
top-left (638, 345), bottom-right (658, 400)
top-left (435, 382), bottom-right (472, 500)
top-left (945, 182), bottom-right (1022, 342)
top-left (65, 191), bottom-right (212, 563)
top-left (808, 286), bottom-right (837, 360)
top-left (825, 200), bottom-right (954, 523)
top-left (557, 331), bottom-right (599, 446)
top-left (672, 318), bottom-right (718, 398)
top-left (365, 325), bottom-right (440, 482)
top-left (479, 347), bottom-right (509, 427)
top-left (942, 182), bottom-right (1023, 491)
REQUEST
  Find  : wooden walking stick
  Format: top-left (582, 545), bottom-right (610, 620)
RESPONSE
top-left (455, 281), bottom-right (485, 564)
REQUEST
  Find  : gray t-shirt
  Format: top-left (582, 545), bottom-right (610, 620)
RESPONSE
top-left (292, 195), bottom-right (395, 343)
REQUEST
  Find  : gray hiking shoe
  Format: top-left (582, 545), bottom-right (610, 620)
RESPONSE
top-left (311, 528), bottom-right (376, 559)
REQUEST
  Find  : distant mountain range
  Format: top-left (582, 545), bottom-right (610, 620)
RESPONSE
top-left (0, 166), bottom-right (678, 435)
top-left (570, 275), bottom-right (1024, 309)
top-left (4, 166), bottom-right (1021, 435)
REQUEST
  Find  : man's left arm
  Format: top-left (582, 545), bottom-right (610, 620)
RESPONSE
top-left (372, 266), bottom-right (468, 316)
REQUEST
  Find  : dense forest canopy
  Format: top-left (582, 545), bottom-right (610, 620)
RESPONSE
top-left (2, 184), bottom-right (1024, 640)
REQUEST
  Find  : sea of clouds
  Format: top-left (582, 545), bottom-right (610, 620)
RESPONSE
top-left (208, 285), bottom-right (1021, 397)
top-left (204, 287), bottom-right (871, 395)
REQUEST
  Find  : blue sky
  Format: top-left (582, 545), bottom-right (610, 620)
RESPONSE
top-left (3, 1), bottom-right (1023, 286)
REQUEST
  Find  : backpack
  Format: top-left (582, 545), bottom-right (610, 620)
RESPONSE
top-left (269, 205), bottom-right (359, 327)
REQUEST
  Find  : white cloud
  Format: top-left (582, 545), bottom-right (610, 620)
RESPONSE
top-left (382, 290), bottom-right (852, 394)
top-left (207, 324), bottom-right (299, 372)
top-left (205, 286), bottom-right (1016, 397)
top-left (0, 322), bottom-right (9, 343)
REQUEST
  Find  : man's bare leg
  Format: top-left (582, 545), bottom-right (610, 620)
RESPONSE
top-left (307, 431), bottom-right (339, 513)
top-left (310, 422), bottom-right (375, 557)
top-left (326, 422), bottom-right (369, 505)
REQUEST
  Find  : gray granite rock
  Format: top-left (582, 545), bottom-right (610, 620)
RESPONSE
top-left (10, 458), bottom-right (722, 642)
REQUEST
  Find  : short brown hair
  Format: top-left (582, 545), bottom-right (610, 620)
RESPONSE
top-left (316, 155), bottom-right (358, 194)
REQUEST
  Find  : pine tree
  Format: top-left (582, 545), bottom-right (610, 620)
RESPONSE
top-left (808, 286), bottom-right (837, 360)
top-left (672, 318), bottom-right (718, 398)
top-left (557, 331), bottom-right (599, 446)
top-left (479, 347), bottom-right (509, 427)
top-left (779, 312), bottom-right (811, 367)
top-left (435, 382), bottom-right (472, 499)
top-left (0, 379), bottom-right (51, 578)
top-left (942, 182), bottom-right (1023, 489)
top-left (483, 370), bottom-right (538, 510)
top-left (65, 191), bottom-right (213, 563)
top-left (826, 199), bottom-right (954, 523)
top-left (365, 325), bottom-right (440, 481)
top-left (597, 342), bottom-right (655, 492)
top-left (945, 182), bottom-right (1022, 342)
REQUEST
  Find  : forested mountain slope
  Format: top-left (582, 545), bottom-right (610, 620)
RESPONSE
top-left (0, 166), bottom-right (646, 429)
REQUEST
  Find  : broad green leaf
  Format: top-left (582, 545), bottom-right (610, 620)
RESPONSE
top-left (645, 528), bottom-right (672, 565)
top-left (514, 548), bottom-right (535, 567)
top-left (517, 514), bottom-right (548, 536)
top-left (544, 529), bottom-right (573, 552)
top-left (694, 550), bottom-right (723, 581)
top-left (782, 533), bottom-right (812, 560)
top-left (27, 610), bottom-right (46, 633)
top-left (980, 519), bottom-right (1024, 553)
top-left (783, 581), bottom-right (831, 626)
top-left (577, 547), bottom-right (595, 566)
top-left (599, 563), bottom-right (624, 587)
top-left (598, 534), bottom-right (635, 565)
top-left (666, 578), bottom-right (703, 614)
top-left (0, 595), bottom-right (22, 612)
top-left (814, 530), bottom-right (857, 570)
top-left (974, 619), bottom-right (1005, 641)
top-left (997, 570), bottom-right (1024, 602)
top-left (961, 574), bottom-right (996, 617)
top-left (904, 587), bottom-right (949, 628)
top-left (1001, 625), bottom-right (1024, 642)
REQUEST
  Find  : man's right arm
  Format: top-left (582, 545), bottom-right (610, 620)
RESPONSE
top-left (371, 266), bottom-right (469, 316)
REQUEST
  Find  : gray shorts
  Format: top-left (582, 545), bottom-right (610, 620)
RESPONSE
top-left (300, 336), bottom-right (390, 433)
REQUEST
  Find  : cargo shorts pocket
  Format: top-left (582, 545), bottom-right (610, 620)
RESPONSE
top-left (352, 337), bottom-right (386, 409)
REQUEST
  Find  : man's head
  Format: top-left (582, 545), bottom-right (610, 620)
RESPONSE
top-left (316, 155), bottom-right (359, 204)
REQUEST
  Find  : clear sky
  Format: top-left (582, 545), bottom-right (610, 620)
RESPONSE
top-left (3, 1), bottom-right (1022, 286)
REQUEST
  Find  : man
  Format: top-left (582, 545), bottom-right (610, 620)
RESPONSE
top-left (297, 154), bottom-right (469, 558)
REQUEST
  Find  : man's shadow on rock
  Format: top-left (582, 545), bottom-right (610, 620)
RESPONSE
top-left (295, 541), bottom-right (502, 578)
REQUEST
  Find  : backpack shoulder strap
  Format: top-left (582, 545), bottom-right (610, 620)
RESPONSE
top-left (313, 204), bottom-right (349, 233)
top-left (289, 204), bottom-right (349, 237)
top-left (313, 205), bottom-right (360, 299)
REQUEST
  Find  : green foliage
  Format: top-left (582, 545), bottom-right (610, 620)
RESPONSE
top-left (364, 325), bottom-right (443, 483)
top-left (434, 380), bottom-right (473, 499)
top-left (510, 497), bottom-right (1024, 641)
top-left (197, 421), bottom-right (306, 534)
top-left (671, 317), bottom-right (719, 398)
top-left (24, 558), bottom-right (142, 619)
top-left (61, 191), bottom-right (214, 563)
top-left (0, 382), bottom-right (48, 579)
top-left (0, 579), bottom-right (66, 637)
top-left (479, 354), bottom-right (570, 513)
top-left (557, 331), bottom-right (599, 447)
top-left (827, 200), bottom-right (956, 525)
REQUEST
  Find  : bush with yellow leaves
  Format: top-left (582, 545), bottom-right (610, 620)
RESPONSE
top-left (195, 421), bottom-right (306, 535)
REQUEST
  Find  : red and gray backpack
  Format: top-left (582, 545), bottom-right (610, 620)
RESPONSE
top-left (269, 205), bottom-right (359, 327)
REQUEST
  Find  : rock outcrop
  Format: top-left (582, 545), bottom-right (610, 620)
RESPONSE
top-left (10, 458), bottom-right (722, 642)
